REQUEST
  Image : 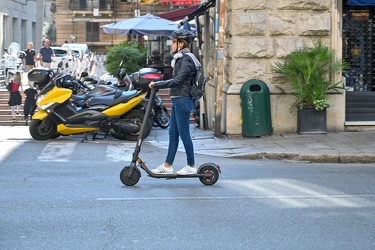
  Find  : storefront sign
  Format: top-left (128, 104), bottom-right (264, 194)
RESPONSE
top-left (160, 0), bottom-right (200, 5)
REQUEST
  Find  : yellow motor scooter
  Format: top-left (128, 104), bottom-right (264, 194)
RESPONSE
top-left (29, 66), bottom-right (152, 141)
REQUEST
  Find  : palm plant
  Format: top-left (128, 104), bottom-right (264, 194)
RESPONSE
top-left (272, 39), bottom-right (347, 110)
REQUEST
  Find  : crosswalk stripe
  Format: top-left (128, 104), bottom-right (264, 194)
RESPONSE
top-left (38, 141), bottom-right (78, 162)
top-left (106, 144), bottom-right (133, 162)
top-left (36, 141), bottom-right (135, 162)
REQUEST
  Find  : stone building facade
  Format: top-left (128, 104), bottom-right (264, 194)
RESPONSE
top-left (0, 0), bottom-right (53, 57)
top-left (202, 0), bottom-right (345, 135)
top-left (53, 0), bottom-right (191, 52)
top-left (1, 0), bottom-right (37, 57)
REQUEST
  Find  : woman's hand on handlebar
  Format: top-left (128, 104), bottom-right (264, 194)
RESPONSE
top-left (148, 81), bottom-right (154, 89)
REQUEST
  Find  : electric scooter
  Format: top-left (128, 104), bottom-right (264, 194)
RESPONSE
top-left (119, 87), bottom-right (221, 186)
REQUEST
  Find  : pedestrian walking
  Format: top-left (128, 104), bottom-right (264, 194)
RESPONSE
top-left (23, 83), bottom-right (38, 126)
top-left (23, 42), bottom-right (36, 72)
top-left (38, 39), bottom-right (55, 68)
top-left (148, 29), bottom-right (198, 175)
top-left (8, 72), bottom-right (24, 122)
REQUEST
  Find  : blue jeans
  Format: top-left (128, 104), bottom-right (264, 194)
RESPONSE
top-left (165, 96), bottom-right (195, 166)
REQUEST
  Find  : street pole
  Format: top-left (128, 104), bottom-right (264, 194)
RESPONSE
top-left (213, 0), bottom-right (221, 136)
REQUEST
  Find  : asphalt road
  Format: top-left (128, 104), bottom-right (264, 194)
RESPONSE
top-left (1, 136), bottom-right (375, 249)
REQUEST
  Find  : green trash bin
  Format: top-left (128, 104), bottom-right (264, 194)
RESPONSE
top-left (240, 79), bottom-right (272, 137)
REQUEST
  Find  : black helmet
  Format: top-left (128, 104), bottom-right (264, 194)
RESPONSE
top-left (170, 30), bottom-right (196, 44)
top-left (117, 68), bottom-right (126, 79)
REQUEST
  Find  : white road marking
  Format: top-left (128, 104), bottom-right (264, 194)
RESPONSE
top-left (106, 144), bottom-right (133, 162)
top-left (97, 194), bottom-right (375, 201)
top-left (38, 141), bottom-right (78, 162)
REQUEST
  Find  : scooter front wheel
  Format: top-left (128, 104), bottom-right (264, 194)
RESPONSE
top-left (198, 163), bottom-right (220, 185)
top-left (29, 118), bottom-right (58, 140)
top-left (120, 166), bottom-right (141, 186)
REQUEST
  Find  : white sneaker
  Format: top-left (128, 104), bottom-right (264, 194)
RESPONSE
top-left (176, 165), bottom-right (197, 175)
top-left (151, 164), bottom-right (173, 175)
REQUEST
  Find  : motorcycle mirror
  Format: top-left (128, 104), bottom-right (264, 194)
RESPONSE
top-left (17, 51), bottom-right (26, 59)
top-left (58, 61), bottom-right (63, 68)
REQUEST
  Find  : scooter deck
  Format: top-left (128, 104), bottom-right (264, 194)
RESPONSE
top-left (147, 173), bottom-right (212, 179)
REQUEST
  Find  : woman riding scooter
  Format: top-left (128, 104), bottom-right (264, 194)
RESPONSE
top-left (148, 29), bottom-right (198, 175)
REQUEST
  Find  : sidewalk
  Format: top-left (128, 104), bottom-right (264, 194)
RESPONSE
top-left (2, 125), bottom-right (375, 163)
top-left (147, 125), bottom-right (375, 163)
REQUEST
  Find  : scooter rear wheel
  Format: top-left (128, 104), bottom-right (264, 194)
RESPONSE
top-left (198, 163), bottom-right (220, 185)
top-left (120, 166), bottom-right (141, 186)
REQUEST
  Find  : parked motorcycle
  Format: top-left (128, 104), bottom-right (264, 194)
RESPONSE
top-left (27, 67), bottom-right (55, 90)
top-left (28, 62), bottom-right (153, 141)
top-left (129, 68), bottom-right (170, 129)
top-left (2, 42), bottom-right (25, 86)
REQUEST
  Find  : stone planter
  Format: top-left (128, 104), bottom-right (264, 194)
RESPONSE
top-left (297, 108), bottom-right (327, 134)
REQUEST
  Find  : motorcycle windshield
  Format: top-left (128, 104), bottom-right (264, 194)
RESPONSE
top-left (8, 42), bottom-right (21, 56)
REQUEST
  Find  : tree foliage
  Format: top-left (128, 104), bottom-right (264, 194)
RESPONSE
top-left (105, 41), bottom-right (147, 76)
top-left (43, 22), bottom-right (56, 44)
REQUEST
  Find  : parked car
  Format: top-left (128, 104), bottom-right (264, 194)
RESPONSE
top-left (51, 47), bottom-right (72, 69)
top-left (71, 48), bottom-right (84, 60)
top-left (62, 43), bottom-right (89, 55)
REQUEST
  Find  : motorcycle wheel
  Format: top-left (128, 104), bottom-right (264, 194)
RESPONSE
top-left (111, 110), bottom-right (152, 141)
top-left (154, 108), bottom-right (170, 129)
top-left (29, 117), bottom-right (58, 140)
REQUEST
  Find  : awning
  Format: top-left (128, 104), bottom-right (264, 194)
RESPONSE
top-left (157, 6), bottom-right (199, 21)
top-left (101, 14), bottom-right (178, 36)
top-left (348, 0), bottom-right (375, 6)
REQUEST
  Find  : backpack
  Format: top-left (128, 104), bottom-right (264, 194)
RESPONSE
top-left (185, 53), bottom-right (206, 101)
top-left (6, 81), bottom-right (12, 92)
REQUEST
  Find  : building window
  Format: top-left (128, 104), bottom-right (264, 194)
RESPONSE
top-left (80, 0), bottom-right (87, 10)
top-left (70, 0), bottom-right (113, 11)
top-left (86, 22), bottom-right (100, 42)
top-left (99, 0), bottom-right (106, 9)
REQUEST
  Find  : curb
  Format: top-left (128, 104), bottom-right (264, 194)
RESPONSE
top-left (228, 152), bottom-right (375, 163)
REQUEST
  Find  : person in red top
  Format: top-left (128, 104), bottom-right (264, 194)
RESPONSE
top-left (8, 72), bottom-right (24, 122)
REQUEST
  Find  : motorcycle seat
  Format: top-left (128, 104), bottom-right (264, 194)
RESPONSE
top-left (85, 90), bottom-right (139, 107)
top-left (72, 94), bottom-right (88, 101)
top-left (89, 85), bottom-right (119, 96)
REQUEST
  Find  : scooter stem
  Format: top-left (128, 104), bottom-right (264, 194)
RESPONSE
top-left (128, 88), bottom-right (156, 178)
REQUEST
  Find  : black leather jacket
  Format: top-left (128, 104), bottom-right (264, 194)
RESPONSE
top-left (153, 54), bottom-right (195, 97)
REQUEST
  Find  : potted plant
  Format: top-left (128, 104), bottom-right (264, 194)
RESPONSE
top-left (272, 39), bottom-right (347, 134)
